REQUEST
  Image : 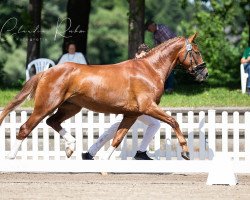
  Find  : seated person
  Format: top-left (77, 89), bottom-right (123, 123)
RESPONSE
top-left (58, 41), bottom-right (87, 64)
top-left (241, 46), bottom-right (250, 95)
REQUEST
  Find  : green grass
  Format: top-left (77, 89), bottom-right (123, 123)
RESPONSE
top-left (0, 85), bottom-right (250, 108)
top-left (160, 85), bottom-right (250, 107)
top-left (0, 89), bottom-right (34, 108)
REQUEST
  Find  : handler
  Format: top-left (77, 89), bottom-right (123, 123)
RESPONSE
top-left (145, 19), bottom-right (176, 94)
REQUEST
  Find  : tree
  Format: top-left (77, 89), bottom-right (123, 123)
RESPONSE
top-left (63, 0), bottom-right (91, 55)
top-left (128, 0), bottom-right (145, 59)
top-left (26, 0), bottom-right (42, 67)
top-left (144, 0), bottom-right (194, 47)
top-left (87, 0), bottom-right (128, 64)
top-left (239, 1), bottom-right (250, 46)
top-left (179, 0), bottom-right (249, 86)
top-left (0, 0), bottom-right (28, 87)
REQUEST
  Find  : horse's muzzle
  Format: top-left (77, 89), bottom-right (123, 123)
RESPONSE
top-left (195, 71), bottom-right (208, 82)
top-left (194, 63), bottom-right (208, 82)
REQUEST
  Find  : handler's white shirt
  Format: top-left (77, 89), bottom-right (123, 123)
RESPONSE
top-left (58, 52), bottom-right (87, 64)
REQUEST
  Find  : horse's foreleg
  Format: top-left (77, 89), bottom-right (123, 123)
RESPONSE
top-left (145, 103), bottom-right (190, 160)
top-left (102, 116), bottom-right (137, 160)
top-left (46, 102), bottom-right (82, 158)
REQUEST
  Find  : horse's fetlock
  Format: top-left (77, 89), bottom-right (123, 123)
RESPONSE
top-left (17, 133), bottom-right (27, 140)
top-left (180, 141), bottom-right (187, 146)
top-left (182, 145), bottom-right (189, 152)
top-left (113, 137), bottom-right (123, 147)
top-left (17, 126), bottom-right (28, 140)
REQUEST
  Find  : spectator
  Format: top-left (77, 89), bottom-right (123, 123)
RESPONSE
top-left (58, 41), bottom-right (87, 64)
top-left (145, 19), bottom-right (176, 94)
top-left (82, 44), bottom-right (161, 161)
top-left (241, 46), bottom-right (250, 95)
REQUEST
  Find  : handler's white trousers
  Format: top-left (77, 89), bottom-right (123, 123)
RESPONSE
top-left (88, 114), bottom-right (161, 156)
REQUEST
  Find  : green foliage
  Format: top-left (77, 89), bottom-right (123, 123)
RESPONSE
top-left (0, 0), bottom-right (28, 88)
top-left (144, 0), bottom-right (194, 48)
top-left (0, 0), bottom-right (249, 89)
top-left (0, 0), bottom-right (67, 88)
top-left (178, 0), bottom-right (249, 86)
top-left (40, 0), bottom-right (67, 62)
top-left (87, 0), bottom-right (128, 64)
top-left (3, 40), bottom-right (26, 87)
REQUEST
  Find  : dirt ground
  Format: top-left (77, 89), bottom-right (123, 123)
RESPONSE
top-left (0, 173), bottom-right (250, 200)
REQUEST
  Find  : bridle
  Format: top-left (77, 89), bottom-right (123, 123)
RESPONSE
top-left (179, 39), bottom-right (206, 77)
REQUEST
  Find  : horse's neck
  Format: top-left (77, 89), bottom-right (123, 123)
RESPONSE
top-left (146, 38), bottom-right (184, 81)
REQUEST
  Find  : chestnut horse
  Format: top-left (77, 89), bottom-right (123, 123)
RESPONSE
top-left (0, 33), bottom-right (208, 160)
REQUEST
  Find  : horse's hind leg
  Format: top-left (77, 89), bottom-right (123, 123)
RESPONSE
top-left (46, 101), bottom-right (81, 158)
top-left (9, 87), bottom-right (66, 159)
top-left (9, 108), bottom-right (57, 159)
top-left (144, 103), bottom-right (190, 160)
top-left (102, 116), bottom-right (137, 160)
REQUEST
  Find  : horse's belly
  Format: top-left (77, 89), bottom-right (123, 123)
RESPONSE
top-left (68, 95), bottom-right (137, 114)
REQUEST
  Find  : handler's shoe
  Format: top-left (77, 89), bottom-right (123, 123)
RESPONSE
top-left (134, 151), bottom-right (153, 160)
top-left (82, 152), bottom-right (94, 160)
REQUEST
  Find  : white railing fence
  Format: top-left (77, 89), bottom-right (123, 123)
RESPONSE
top-left (0, 109), bottom-right (250, 173)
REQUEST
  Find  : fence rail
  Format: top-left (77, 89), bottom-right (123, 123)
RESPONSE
top-left (0, 109), bottom-right (250, 173)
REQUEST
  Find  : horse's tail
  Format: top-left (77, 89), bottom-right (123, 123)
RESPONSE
top-left (0, 73), bottom-right (43, 125)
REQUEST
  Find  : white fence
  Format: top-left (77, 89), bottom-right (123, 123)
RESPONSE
top-left (0, 109), bottom-right (250, 173)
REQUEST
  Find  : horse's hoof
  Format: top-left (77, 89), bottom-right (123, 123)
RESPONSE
top-left (65, 147), bottom-right (74, 158)
top-left (181, 151), bottom-right (190, 160)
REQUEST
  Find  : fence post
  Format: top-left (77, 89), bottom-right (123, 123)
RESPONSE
top-left (87, 111), bottom-right (94, 150)
top-left (10, 111), bottom-right (16, 156)
top-left (0, 111), bottom-right (5, 160)
top-left (98, 113), bottom-right (105, 151)
top-left (75, 111), bottom-right (83, 160)
top-left (43, 116), bottom-right (49, 160)
top-left (32, 123), bottom-right (39, 160)
top-left (187, 111), bottom-right (194, 160)
top-left (165, 111), bottom-right (172, 160)
top-left (199, 111), bottom-right (206, 160)
top-left (177, 113), bottom-right (182, 160)
top-left (245, 112), bottom-right (250, 161)
top-left (21, 111), bottom-right (28, 160)
top-left (208, 110), bottom-right (216, 160)
top-left (53, 117), bottom-right (60, 160)
top-left (221, 111), bottom-right (228, 154)
top-left (233, 112), bottom-right (240, 161)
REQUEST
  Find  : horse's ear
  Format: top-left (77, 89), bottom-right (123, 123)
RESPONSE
top-left (189, 32), bottom-right (198, 43)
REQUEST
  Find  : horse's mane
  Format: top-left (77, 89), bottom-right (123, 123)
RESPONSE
top-left (137, 36), bottom-right (183, 59)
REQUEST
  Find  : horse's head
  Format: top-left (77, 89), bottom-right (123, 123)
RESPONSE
top-left (178, 33), bottom-right (208, 82)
